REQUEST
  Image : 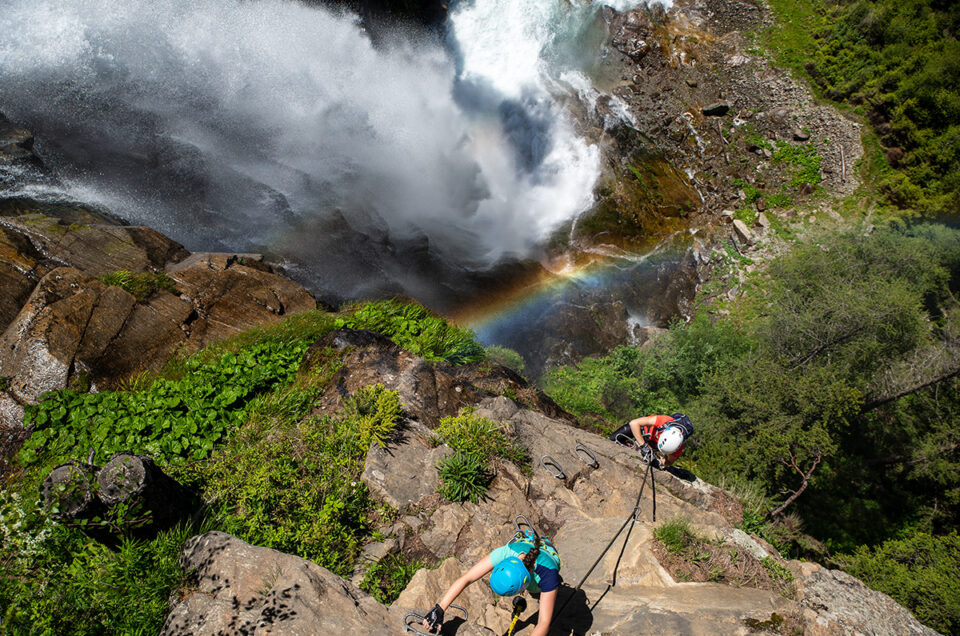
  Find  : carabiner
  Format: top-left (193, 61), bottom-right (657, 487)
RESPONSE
top-left (614, 433), bottom-right (639, 450)
top-left (540, 455), bottom-right (566, 480)
top-left (574, 441), bottom-right (599, 468)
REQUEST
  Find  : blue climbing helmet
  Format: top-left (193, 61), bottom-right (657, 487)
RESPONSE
top-left (489, 556), bottom-right (530, 596)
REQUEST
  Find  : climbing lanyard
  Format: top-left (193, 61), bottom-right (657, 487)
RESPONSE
top-left (506, 596), bottom-right (527, 636)
top-left (554, 459), bottom-right (657, 620)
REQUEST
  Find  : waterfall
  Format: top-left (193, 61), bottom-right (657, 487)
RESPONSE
top-left (0, 0), bottom-right (666, 304)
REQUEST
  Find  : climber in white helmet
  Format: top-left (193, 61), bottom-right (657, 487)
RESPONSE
top-left (608, 413), bottom-right (693, 469)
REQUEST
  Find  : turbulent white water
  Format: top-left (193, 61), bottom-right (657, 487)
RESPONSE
top-left (0, 0), bottom-right (667, 302)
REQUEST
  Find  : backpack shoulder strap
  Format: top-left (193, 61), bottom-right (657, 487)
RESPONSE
top-left (669, 413), bottom-right (694, 437)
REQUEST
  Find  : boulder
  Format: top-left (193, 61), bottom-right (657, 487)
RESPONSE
top-left (168, 252), bottom-right (317, 349)
top-left (793, 127), bottom-right (811, 141)
top-left (0, 225), bottom-right (43, 329)
top-left (361, 420), bottom-right (452, 509)
top-left (40, 460), bottom-right (104, 522)
top-left (308, 329), bottom-right (484, 429)
top-left (161, 531), bottom-right (402, 636)
top-left (88, 290), bottom-right (193, 381)
top-left (702, 101), bottom-right (732, 117)
top-left (733, 219), bottom-right (755, 245)
top-left (1, 213), bottom-right (187, 277)
top-left (0, 392), bottom-right (25, 431)
top-left (96, 452), bottom-right (197, 531)
top-left (0, 268), bottom-right (103, 404)
top-left (793, 567), bottom-right (938, 636)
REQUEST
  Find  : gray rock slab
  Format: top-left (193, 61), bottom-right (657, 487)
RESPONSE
top-left (361, 421), bottom-right (451, 510)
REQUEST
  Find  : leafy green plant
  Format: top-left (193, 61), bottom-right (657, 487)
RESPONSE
top-left (433, 410), bottom-right (529, 467)
top-left (18, 340), bottom-right (310, 467)
top-left (437, 451), bottom-right (489, 503)
top-left (98, 270), bottom-right (177, 302)
top-left (359, 552), bottom-right (427, 604)
top-left (197, 385), bottom-right (403, 575)
top-left (0, 487), bottom-right (201, 635)
top-left (335, 299), bottom-right (485, 364)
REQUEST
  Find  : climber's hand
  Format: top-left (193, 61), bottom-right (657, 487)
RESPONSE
top-left (423, 604), bottom-right (444, 633)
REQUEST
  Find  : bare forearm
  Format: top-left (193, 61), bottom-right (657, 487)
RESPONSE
top-left (439, 575), bottom-right (470, 610)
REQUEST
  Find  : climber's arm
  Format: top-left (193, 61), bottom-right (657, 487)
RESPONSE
top-left (530, 587), bottom-right (557, 636)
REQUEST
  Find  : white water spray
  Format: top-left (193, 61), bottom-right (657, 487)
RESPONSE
top-left (0, 0), bottom-right (668, 301)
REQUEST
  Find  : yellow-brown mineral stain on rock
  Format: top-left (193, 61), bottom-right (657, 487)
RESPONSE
top-left (571, 156), bottom-right (700, 257)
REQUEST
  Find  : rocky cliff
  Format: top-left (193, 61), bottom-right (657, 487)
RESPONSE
top-left (161, 332), bottom-right (936, 635)
top-left (0, 124), bottom-right (317, 476)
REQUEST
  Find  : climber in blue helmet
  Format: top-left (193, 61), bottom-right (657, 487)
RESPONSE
top-left (423, 529), bottom-right (562, 635)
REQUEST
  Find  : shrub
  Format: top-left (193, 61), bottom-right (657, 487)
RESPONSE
top-left (543, 314), bottom-right (751, 429)
top-left (437, 451), bottom-right (489, 504)
top-left (335, 299), bottom-right (485, 364)
top-left (199, 385), bottom-right (403, 575)
top-left (359, 553), bottom-right (427, 604)
top-left (98, 270), bottom-right (177, 302)
top-left (837, 532), bottom-right (960, 634)
top-left (0, 488), bottom-right (198, 634)
top-left (433, 410), bottom-right (528, 467)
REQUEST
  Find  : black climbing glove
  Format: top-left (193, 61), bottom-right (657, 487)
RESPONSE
top-left (649, 456), bottom-right (662, 469)
top-left (424, 604), bottom-right (444, 632)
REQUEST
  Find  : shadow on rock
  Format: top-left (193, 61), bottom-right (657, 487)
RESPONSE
top-left (665, 465), bottom-right (697, 482)
top-left (551, 586), bottom-right (593, 636)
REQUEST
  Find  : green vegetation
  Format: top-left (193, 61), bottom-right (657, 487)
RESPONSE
top-left (545, 222), bottom-right (960, 627)
top-left (19, 341), bottom-right (309, 467)
top-left (436, 451), bottom-right (489, 503)
top-left (359, 552), bottom-right (427, 604)
top-left (653, 517), bottom-right (795, 595)
top-left (431, 409), bottom-right (529, 503)
top-left (772, 141), bottom-right (822, 188)
top-left (765, 0), bottom-right (960, 214)
top-left (837, 532), bottom-right (960, 634)
top-left (654, 517), bottom-right (699, 555)
top-left (0, 486), bottom-right (201, 633)
top-left (98, 269), bottom-right (177, 302)
top-left (432, 409), bottom-right (529, 467)
top-left (1, 299), bottom-right (489, 633)
top-left (485, 345), bottom-right (526, 376)
top-left (544, 313), bottom-right (751, 431)
top-left (335, 298), bottom-right (485, 364)
top-left (194, 384), bottom-right (402, 574)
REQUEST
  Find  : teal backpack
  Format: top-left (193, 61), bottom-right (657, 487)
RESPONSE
top-left (508, 530), bottom-right (561, 570)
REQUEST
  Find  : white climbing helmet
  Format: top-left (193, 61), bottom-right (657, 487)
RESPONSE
top-left (657, 426), bottom-right (685, 454)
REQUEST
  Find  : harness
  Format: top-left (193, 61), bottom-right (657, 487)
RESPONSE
top-left (507, 529), bottom-right (562, 570)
